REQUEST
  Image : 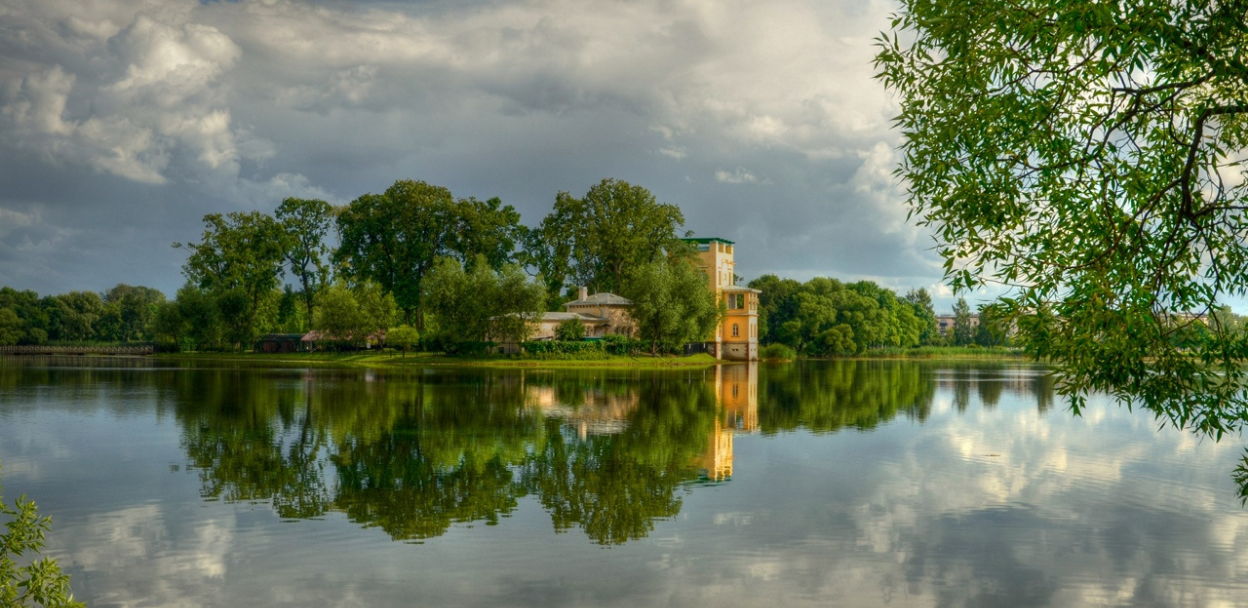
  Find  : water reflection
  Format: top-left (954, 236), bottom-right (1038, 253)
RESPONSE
top-left (5, 357), bottom-right (1248, 607)
top-left (132, 360), bottom-right (1066, 545)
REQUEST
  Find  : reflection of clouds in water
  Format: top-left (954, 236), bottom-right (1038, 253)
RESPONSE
top-left (58, 504), bottom-right (231, 607)
top-left (645, 386), bottom-right (1248, 607)
top-left (55, 501), bottom-right (393, 607)
top-left (844, 392), bottom-right (1248, 606)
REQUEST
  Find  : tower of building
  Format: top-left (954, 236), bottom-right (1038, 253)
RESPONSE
top-left (684, 237), bottom-right (760, 361)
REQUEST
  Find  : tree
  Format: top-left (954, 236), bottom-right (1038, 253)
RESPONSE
top-left (1, 464), bottom-right (83, 608)
top-left (625, 254), bottom-right (719, 355)
top-left (42, 292), bottom-right (104, 343)
top-left (177, 212), bottom-right (286, 348)
top-left (555, 318), bottom-right (585, 341)
top-left (0, 309), bottom-right (21, 346)
top-left (101, 284), bottom-right (165, 342)
top-left (275, 198), bottom-right (334, 327)
top-left (422, 256), bottom-right (546, 348)
top-left (387, 325), bottom-right (420, 355)
top-left (171, 284), bottom-right (225, 351)
top-left (952, 298), bottom-right (974, 347)
top-left (525, 179), bottom-right (685, 297)
top-left (904, 288), bottom-right (938, 345)
top-left (336, 180), bottom-right (523, 328)
top-left (748, 274), bottom-right (803, 346)
top-left (451, 197), bottom-right (523, 272)
top-left (313, 282), bottom-right (396, 348)
top-left (975, 305), bottom-right (1011, 347)
top-left (0, 288), bottom-right (46, 345)
top-left (876, 0), bottom-right (1248, 434)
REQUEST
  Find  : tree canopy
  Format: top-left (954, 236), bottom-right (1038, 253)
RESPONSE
top-left (422, 255), bottom-right (546, 347)
top-left (876, 0), bottom-right (1248, 435)
top-left (749, 275), bottom-right (933, 355)
top-left (625, 253), bottom-right (720, 354)
top-left (335, 180), bottom-right (523, 328)
top-left (524, 178), bottom-right (685, 298)
top-left (275, 197), bottom-right (334, 325)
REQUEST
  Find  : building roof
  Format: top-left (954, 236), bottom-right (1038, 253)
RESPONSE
top-left (565, 292), bottom-right (632, 306)
top-left (721, 285), bottom-right (761, 294)
top-left (681, 237), bottom-right (735, 245)
top-left (539, 311), bottom-right (609, 323)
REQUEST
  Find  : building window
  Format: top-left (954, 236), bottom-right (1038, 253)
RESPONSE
top-left (732, 323), bottom-right (740, 337)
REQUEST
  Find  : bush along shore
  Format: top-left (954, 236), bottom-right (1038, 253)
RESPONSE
top-left (155, 350), bottom-right (724, 369)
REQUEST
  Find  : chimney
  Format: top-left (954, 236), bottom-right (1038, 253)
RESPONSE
top-left (578, 286), bottom-right (588, 301)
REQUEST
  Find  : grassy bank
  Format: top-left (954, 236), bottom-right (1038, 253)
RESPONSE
top-left (846, 346), bottom-right (1029, 359)
top-left (155, 351), bottom-right (724, 370)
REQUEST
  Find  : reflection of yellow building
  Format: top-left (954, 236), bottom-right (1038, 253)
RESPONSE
top-left (685, 238), bottom-right (761, 361)
top-left (697, 364), bottom-right (758, 481)
top-left (524, 380), bottom-right (637, 438)
top-left (520, 364), bottom-right (758, 482)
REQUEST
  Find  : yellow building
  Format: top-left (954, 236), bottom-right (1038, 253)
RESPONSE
top-left (684, 237), bottom-right (760, 361)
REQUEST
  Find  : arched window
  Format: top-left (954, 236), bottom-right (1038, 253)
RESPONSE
top-left (732, 323), bottom-right (740, 337)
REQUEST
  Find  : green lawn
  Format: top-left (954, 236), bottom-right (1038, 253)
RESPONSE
top-left (155, 351), bottom-right (724, 369)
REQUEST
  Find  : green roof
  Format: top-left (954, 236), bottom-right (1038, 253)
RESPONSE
top-left (681, 237), bottom-right (735, 245)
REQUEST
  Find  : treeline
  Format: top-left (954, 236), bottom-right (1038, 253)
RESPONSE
top-left (1, 174), bottom-right (1076, 354)
top-left (0, 178), bottom-right (716, 352)
top-left (747, 276), bottom-right (1015, 356)
top-left (0, 284), bottom-right (166, 345)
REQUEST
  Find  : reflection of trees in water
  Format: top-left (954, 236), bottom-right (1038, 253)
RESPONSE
top-left (169, 368), bottom-right (716, 544)
top-left (759, 360), bottom-right (936, 432)
top-left (521, 379), bottom-right (716, 544)
top-left (757, 361), bottom-right (1056, 434)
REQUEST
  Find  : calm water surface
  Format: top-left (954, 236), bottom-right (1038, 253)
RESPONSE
top-left (1, 358), bottom-right (1246, 607)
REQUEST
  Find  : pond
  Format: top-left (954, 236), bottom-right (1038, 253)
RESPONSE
top-left (0, 358), bottom-right (1245, 607)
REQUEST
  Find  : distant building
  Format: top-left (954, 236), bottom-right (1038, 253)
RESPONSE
top-left (527, 287), bottom-right (636, 340)
top-left (935, 314), bottom-right (980, 336)
top-left (684, 237), bottom-right (760, 361)
top-left (254, 333), bottom-right (307, 353)
top-left (497, 236), bottom-right (763, 361)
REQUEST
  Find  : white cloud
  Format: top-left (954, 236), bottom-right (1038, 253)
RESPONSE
top-left (714, 167), bottom-right (768, 185)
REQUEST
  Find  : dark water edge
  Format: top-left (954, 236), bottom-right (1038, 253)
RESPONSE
top-left (1, 356), bottom-right (1245, 607)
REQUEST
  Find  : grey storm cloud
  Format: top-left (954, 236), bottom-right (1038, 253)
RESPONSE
top-left (0, 0), bottom-right (958, 306)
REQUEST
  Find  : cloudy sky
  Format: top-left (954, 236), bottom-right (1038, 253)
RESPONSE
top-left (0, 0), bottom-right (961, 308)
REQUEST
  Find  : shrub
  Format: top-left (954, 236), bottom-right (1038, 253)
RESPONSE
top-left (1, 463), bottom-right (83, 607)
top-left (555, 318), bottom-right (585, 341)
top-left (521, 341), bottom-right (604, 358)
top-left (601, 334), bottom-right (646, 355)
top-left (447, 341), bottom-right (496, 356)
top-left (761, 343), bottom-right (797, 361)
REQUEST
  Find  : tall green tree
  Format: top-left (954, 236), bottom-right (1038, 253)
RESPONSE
top-left (748, 274), bottom-right (803, 346)
top-left (0, 309), bottom-right (21, 346)
top-left (0, 288), bottom-right (46, 345)
top-left (877, 0), bottom-right (1248, 433)
top-left (172, 284), bottom-right (226, 351)
top-left (904, 288), bottom-right (938, 345)
top-left (625, 254), bottom-right (719, 354)
top-left (526, 179), bottom-right (685, 297)
top-left (952, 298), bottom-right (974, 347)
top-left (335, 180), bottom-right (523, 328)
top-left (101, 284), bottom-right (165, 342)
top-left (275, 198), bottom-right (334, 327)
top-left (42, 292), bottom-right (103, 342)
top-left (451, 196), bottom-right (523, 272)
top-left (177, 212), bottom-right (286, 348)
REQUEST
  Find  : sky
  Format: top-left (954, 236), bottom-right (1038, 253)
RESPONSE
top-left (0, 0), bottom-right (969, 310)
